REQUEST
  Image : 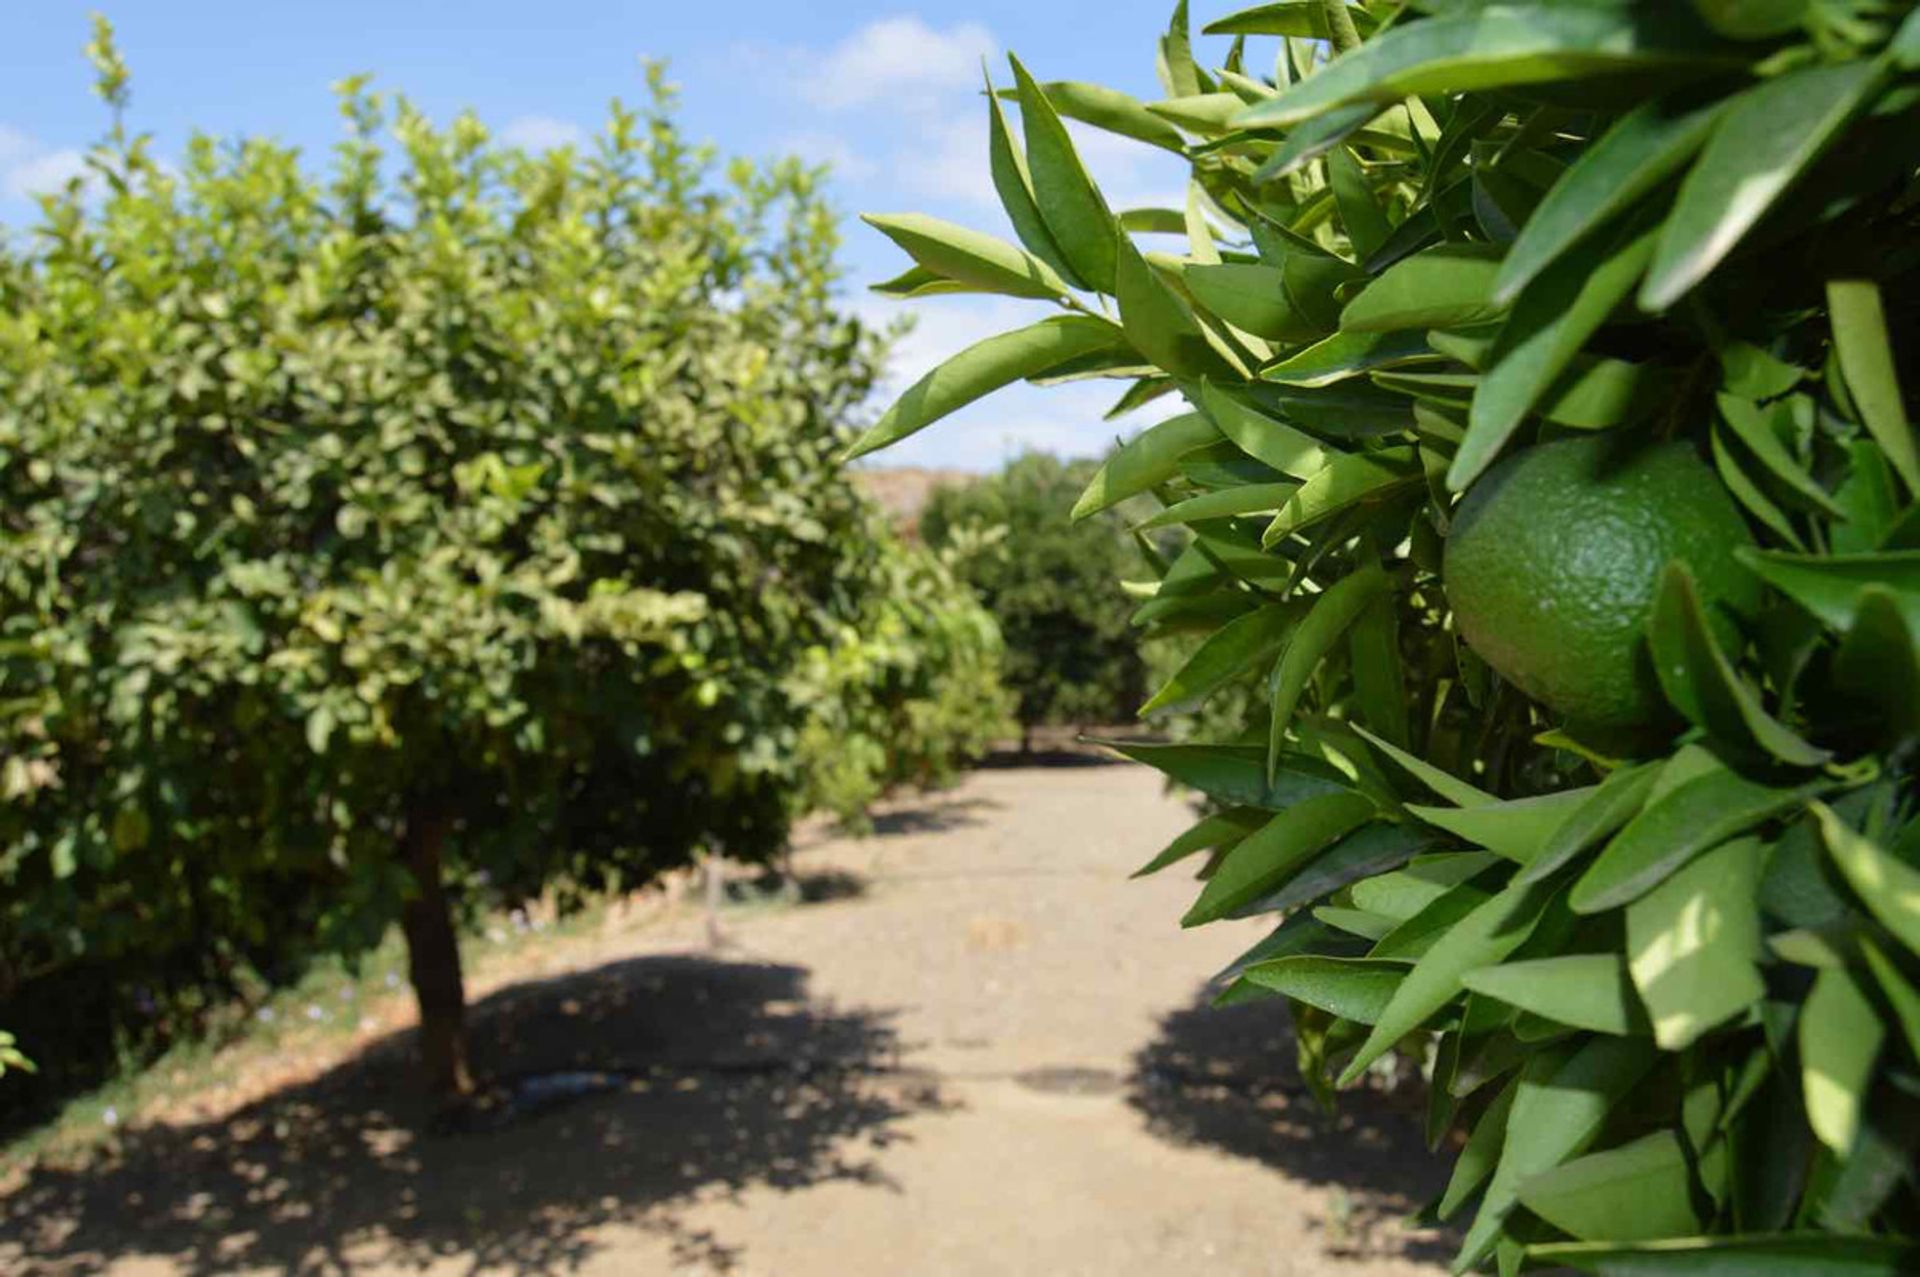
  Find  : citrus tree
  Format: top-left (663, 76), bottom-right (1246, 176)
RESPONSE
top-left (921, 452), bottom-right (1152, 739)
top-left (0, 21), bottom-right (1004, 1107)
top-left (856, 1), bottom-right (1920, 1269)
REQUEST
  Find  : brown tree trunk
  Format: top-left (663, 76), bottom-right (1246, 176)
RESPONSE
top-left (400, 803), bottom-right (474, 1098)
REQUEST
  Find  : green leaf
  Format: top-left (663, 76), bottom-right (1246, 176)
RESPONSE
top-left (1132, 808), bottom-right (1263, 879)
top-left (1327, 144), bottom-right (1390, 262)
top-left (1184, 263), bottom-right (1318, 342)
top-left (1263, 447), bottom-right (1423, 545)
top-left (1145, 92), bottom-right (1246, 135)
top-left (1438, 1074), bottom-right (1518, 1219)
top-left (1348, 592), bottom-right (1409, 747)
top-left (1011, 54), bottom-right (1121, 294)
top-left (1815, 801), bottom-right (1920, 955)
top-left (1800, 966), bottom-right (1883, 1153)
top-left (1531, 1235), bottom-right (1920, 1275)
top-left (1518, 761), bottom-right (1661, 886)
top-left (1340, 243), bottom-right (1507, 333)
top-left (1860, 938), bottom-right (1920, 1063)
top-left (1236, 823), bottom-right (1440, 918)
top-left (847, 316), bottom-right (1127, 457)
top-left (1199, 379), bottom-right (1335, 480)
top-left (1097, 740), bottom-right (1351, 811)
top-left (1267, 561), bottom-right (1392, 771)
top-left (985, 68), bottom-right (1083, 290)
top-left (1716, 395), bottom-right (1845, 518)
top-left (1457, 1035), bottom-right (1660, 1271)
top-left (1241, 955), bottom-right (1404, 1023)
top-left (1407, 788), bottom-right (1597, 866)
top-left (1571, 763), bottom-right (1823, 914)
top-left (1344, 849), bottom-right (1497, 921)
top-left (1828, 278), bottom-right (1920, 496)
top-left (1263, 330), bottom-right (1435, 388)
top-left (1691, 0), bottom-right (1808, 39)
top-left (1738, 548), bottom-right (1920, 637)
top-left (1135, 482), bottom-right (1298, 530)
top-left (1649, 562), bottom-right (1830, 766)
top-left (1845, 592), bottom-right (1920, 737)
top-left (1518, 1131), bottom-right (1713, 1243)
top-left (861, 212), bottom-right (1074, 300)
top-left (1454, 215), bottom-right (1658, 489)
top-left (1641, 61), bottom-right (1886, 311)
top-left (1712, 425), bottom-right (1808, 551)
top-left (1008, 80), bottom-right (1188, 153)
top-left (1183, 792), bottom-right (1379, 926)
top-left (870, 265), bottom-right (977, 299)
top-left (1071, 412), bottom-right (1220, 519)
top-left (1463, 954), bottom-right (1646, 1036)
top-left (1253, 102), bottom-right (1382, 183)
top-left (1203, 2), bottom-right (1380, 39)
top-left (1495, 95), bottom-right (1726, 305)
top-left (1625, 836), bottom-right (1766, 1050)
top-left (1351, 722), bottom-right (1497, 808)
top-left (1142, 601), bottom-right (1298, 716)
top-left (1340, 877), bottom-right (1559, 1085)
top-left (1116, 236), bottom-right (1233, 378)
top-left (1235, 6), bottom-right (1726, 131)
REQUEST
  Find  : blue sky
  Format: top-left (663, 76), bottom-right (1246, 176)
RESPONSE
top-left (1, 3), bottom-right (1227, 470)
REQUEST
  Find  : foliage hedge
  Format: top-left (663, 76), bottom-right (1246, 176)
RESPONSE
top-left (0, 25), bottom-right (1006, 1108)
top-left (921, 451), bottom-right (1152, 735)
top-left (859, 1), bottom-right (1920, 1270)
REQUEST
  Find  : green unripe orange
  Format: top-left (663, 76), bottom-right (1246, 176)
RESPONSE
top-left (1444, 436), bottom-right (1760, 731)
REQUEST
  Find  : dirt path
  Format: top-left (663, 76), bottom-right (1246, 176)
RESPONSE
top-left (3, 760), bottom-right (1450, 1276)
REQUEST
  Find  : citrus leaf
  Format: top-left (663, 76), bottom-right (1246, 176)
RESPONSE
top-left (1340, 877), bottom-right (1560, 1085)
top-left (1649, 562), bottom-right (1831, 767)
top-left (1351, 722), bottom-right (1497, 808)
top-left (1234, 6), bottom-right (1727, 131)
top-left (1328, 144), bottom-right (1391, 262)
top-left (1464, 953), bottom-right (1646, 1036)
top-left (1407, 788), bottom-right (1599, 866)
top-left (1183, 792), bottom-right (1379, 926)
top-left (1828, 278), bottom-right (1920, 496)
top-left (1518, 760), bottom-right (1662, 886)
top-left (1815, 801), bottom-right (1920, 955)
top-left (1454, 215), bottom-right (1658, 490)
top-left (1348, 592), bottom-right (1410, 747)
top-left (1340, 242), bottom-right (1508, 333)
top-left (1241, 954), bottom-right (1405, 1023)
top-left (1438, 1074), bottom-right (1518, 1219)
top-left (1203, 1), bottom-right (1380, 39)
top-left (1006, 80), bottom-right (1187, 152)
top-left (985, 68), bottom-right (1083, 290)
top-left (1834, 589), bottom-right (1920, 744)
top-left (1234, 823), bottom-right (1441, 919)
top-left (1457, 1035), bottom-right (1660, 1270)
top-left (1185, 262), bottom-right (1319, 342)
top-left (1135, 482), bottom-right (1298, 530)
top-left (1738, 548), bottom-right (1920, 636)
top-left (1711, 425), bottom-right (1808, 551)
top-left (1095, 740), bottom-right (1350, 811)
top-left (1495, 95), bottom-right (1726, 304)
top-left (1350, 850), bottom-right (1501, 920)
top-left (1641, 61), bottom-right (1886, 311)
top-left (1263, 447), bottom-right (1423, 545)
top-left (847, 316), bottom-right (1127, 458)
top-left (861, 212), bottom-right (1074, 300)
top-left (1800, 966), bottom-right (1883, 1154)
top-left (1199, 379), bottom-right (1336, 480)
top-left (1625, 836), bottom-right (1766, 1050)
top-left (1571, 764), bottom-right (1824, 914)
top-left (1519, 1131), bottom-right (1715, 1243)
top-left (1263, 330), bottom-right (1436, 387)
top-left (1142, 601), bottom-right (1299, 716)
top-left (1116, 236), bottom-right (1234, 378)
top-left (1132, 808), bottom-right (1264, 879)
top-left (870, 265), bottom-right (977, 299)
top-left (1531, 1234), bottom-right (1920, 1275)
top-left (1716, 395), bottom-right (1845, 518)
top-left (1267, 561), bottom-right (1392, 773)
top-left (1860, 938), bottom-right (1920, 1062)
top-left (1011, 54), bottom-right (1120, 293)
top-left (1070, 413), bottom-right (1219, 520)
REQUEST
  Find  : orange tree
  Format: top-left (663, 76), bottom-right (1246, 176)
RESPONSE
top-left (857, 2), bottom-right (1920, 1270)
top-left (0, 23), bottom-right (1006, 1109)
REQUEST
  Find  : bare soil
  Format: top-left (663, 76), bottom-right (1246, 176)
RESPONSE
top-left (0, 760), bottom-right (1451, 1276)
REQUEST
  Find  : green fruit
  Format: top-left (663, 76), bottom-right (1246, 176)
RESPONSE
top-left (1444, 436), bottom-right (1760, 730)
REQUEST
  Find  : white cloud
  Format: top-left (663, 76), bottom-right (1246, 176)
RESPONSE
top-left (498, 115), bottom-right (588, 152)
top-left (895, 116), bottom-right (994, 206)
top-left (798, 17), bottom-right (996, 113)
top-left (0, 128), bottom-right (88, 202)
top-left (782, 131), bottom-right (878, 181)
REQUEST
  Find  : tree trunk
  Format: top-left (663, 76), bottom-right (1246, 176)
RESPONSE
top-left (400, 803), bottom-right (474, 1098)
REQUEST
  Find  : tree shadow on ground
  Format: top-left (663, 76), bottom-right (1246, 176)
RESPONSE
top-left (864, 795), bottom-right (999, 838)
top-left (1, 956), bottom-right (941, 1276)
top-left (1129, 984), bottom-right (1455, 1266)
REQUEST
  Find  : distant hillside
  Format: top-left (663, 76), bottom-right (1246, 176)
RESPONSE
top-left (852, 467), bottom-right (977, 538)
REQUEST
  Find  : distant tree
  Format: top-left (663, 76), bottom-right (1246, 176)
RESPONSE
top-left (921, 452), bottom-right (1149, 744)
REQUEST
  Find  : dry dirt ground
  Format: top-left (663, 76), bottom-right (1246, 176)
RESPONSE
top-left (1, 757), bottom-right (1452, 1277)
